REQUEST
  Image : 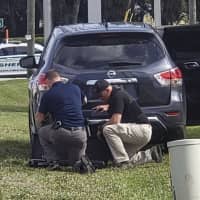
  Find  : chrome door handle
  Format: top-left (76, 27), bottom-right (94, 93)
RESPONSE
top-left (184, 62), bottom-right (200, 69)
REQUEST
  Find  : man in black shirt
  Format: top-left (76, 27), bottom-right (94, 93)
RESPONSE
top-left (94, 80), bottom-right (161, 167)
top-left (36, 70), bottom-right (87, 169)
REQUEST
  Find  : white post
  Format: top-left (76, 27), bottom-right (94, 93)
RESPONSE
top-left (88, 0), bottom-right (102, 23)
top-left (27, 0), bottom-right (35, 76)
top-left (43, 0), bottom-right (52, 44)
top-left (154, 0), bottom-right (161, 27)
top-left (27, 0), bottom-right (35, 55)
top-left (189, 0), bottom-right (196, 24)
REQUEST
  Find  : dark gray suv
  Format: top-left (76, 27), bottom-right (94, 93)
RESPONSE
top-left (20, 22), bottom-right (186, 161)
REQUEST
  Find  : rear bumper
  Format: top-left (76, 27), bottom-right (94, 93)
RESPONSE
top-left (143, 100), bottom-right (186, 128)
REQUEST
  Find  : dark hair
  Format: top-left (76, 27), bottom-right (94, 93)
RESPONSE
top-left (94, 80), bottom-right (110, 93)
top-left (45, 70), bottom-right (60, 80)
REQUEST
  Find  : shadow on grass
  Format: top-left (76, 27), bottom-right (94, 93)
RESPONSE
top-left (0, 105), bottom-right (28, 112)
top-left (0, 140), bottom-right (30, 163)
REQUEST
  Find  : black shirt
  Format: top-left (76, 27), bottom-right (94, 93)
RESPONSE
top-left (39, 81), bottom-right (85, 127)
top-left (108, 87), bottom-right (149, 124)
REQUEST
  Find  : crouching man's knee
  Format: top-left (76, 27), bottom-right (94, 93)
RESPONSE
top-left (102, 125), bottom-right (115, 137)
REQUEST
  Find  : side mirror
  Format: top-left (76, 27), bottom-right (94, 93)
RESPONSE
top-left (20, 56), bottom-right (38, 69)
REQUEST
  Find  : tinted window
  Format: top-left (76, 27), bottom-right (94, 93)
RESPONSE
top-left (0, 49), bottom-right (5, 56)
top-left (15, 46), bottom-right (42, 54)
top-left (0, 47), bottom-right (14, 56)
top-left (14, 46), bottom-right (27, 54)
top-left (163, 29), bottom-right (200, 60)
top-left (0, 46), bottom-right (42, 56)
top-left (54, 32), bottom-right (164, 70)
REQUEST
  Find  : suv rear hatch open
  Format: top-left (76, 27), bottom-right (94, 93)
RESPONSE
top-left (161, 24), bottom-right (200, 125)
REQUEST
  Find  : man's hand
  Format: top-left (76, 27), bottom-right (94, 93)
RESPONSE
top-left (36, 112), bottom-right (45, 123)
top-left (109, 113), bottom-right (122, 124)
top-left (93, 104), bottom-right (109, 112)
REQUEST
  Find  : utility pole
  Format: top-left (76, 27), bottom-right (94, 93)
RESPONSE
top-left (154, 0), bottom-right (161, 27)
top-left (189, 0), bottom-right (196, 24)
top-left (88, 0), bottom-right (102, 23)
top-left (43, 0), bottom-right (52, 44)
top-left (27, 0), bottom-right (35, 56)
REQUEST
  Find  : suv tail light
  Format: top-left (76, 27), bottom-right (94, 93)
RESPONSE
top-left (37, 73), bottom-right (48, 91)
top-left (154, 67), bottom-right (182, 86)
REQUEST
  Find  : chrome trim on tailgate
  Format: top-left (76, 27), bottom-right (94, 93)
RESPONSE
top-left (87, 119), bottom-right (109, 125)
top-left (86, 78), bottom-right (138, 85)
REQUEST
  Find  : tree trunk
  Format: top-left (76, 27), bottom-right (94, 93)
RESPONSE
top-left (36, 0), bottom-right (43, 34)
top-left (8, 0), bottom-right (17, 37)
top-left (197, 0), bottom-right (200, 22)
top-left (102, 0), bottom-right (129, 22)
top-left (52, 0), bottom-right (81, 26)
top-left (162, 0), bottom-right (187, 25)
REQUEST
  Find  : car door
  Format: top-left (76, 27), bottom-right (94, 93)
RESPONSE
top-left (162, 25), bottom-right (200, 125)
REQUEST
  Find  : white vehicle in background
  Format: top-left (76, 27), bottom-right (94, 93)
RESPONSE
top-left (0, 42), bottom-right (43, 77)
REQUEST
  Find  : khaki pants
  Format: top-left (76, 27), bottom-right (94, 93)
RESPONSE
top-left (103, 123), bottom-right (152, 163)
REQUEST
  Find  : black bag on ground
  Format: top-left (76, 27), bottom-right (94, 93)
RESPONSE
top-left (86, 137), bottom-right (112, 164)
top-left (73, 155), bottom-right (96, 174)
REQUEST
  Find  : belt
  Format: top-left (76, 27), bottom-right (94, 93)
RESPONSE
top-left (63, 126), bottom-right (85, 131)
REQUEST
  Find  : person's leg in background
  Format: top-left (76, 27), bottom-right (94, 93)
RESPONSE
top-left (129, 145), bottom-right (163, 165)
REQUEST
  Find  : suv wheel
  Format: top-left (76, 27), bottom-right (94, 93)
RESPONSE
top-left (29, 110), bottom-right (43, 159)
top-left (167, 126), bottom-right (186, 141)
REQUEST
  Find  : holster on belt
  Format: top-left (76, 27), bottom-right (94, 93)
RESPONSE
top-left (51, 121), bottom-right (62, 130)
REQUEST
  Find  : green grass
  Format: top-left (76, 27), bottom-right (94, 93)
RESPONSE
top-left (0, 79), bottom-right (199, 200)
top-left (0, 79), bottom-right (28, 112)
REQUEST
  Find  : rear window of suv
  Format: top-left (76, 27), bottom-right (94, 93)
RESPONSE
top-left (54, 32), bottom-right (165, 70)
